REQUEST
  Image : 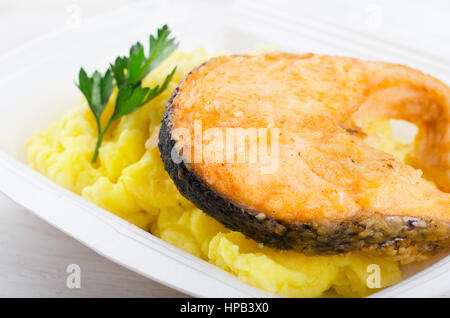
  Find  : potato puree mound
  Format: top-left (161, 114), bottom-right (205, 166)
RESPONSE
top-left (26, 49), bottom-right (401, 297)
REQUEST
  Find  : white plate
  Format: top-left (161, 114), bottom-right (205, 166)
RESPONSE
top-left (0, 0), bottom-right (448, 297)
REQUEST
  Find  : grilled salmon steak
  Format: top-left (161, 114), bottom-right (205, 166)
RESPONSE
top-left (159, 53), bottom-right (450, 263)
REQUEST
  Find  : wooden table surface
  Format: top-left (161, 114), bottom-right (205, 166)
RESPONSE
top-left (1, 0), bottom-right (449, 297)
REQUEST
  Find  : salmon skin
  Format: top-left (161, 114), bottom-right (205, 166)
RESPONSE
top-left (159, 53), bottom-right (450, 263)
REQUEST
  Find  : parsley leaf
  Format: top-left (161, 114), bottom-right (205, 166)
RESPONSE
top-left (77, 68), bottom-right (114, 134)
top-left (76, 25), bottom-right (179, 163)
top-left (110, 56), bottom-right (128, 89)
top-left (128, 25), bottom-right (178, 85)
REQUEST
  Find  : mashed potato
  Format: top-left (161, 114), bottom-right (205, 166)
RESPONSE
top-left (26, 48), bottom-right (401, 297)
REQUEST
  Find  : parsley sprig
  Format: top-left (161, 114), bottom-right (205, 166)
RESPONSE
top-left (77, 25), bottom-right (178, 163)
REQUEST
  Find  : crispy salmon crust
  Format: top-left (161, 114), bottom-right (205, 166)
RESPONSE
top-left (159, 53), bottom-right (450, 263)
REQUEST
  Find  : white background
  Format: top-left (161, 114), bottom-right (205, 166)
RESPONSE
top-left (0, 0), bottom-right (449, 297)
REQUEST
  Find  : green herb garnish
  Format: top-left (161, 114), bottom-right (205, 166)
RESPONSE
top-left (77, 25), bottom-right (178, 163)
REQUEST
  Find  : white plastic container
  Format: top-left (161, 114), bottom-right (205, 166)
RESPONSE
top-left (0, 0), bottom-right (448, 297)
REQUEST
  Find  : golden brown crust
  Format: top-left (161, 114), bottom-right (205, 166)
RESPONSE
top-left (159, 53), bottom-right (450, 262)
